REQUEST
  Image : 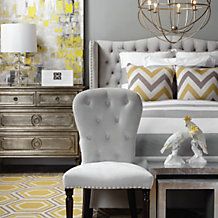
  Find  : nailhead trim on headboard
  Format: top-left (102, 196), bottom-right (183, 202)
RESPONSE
top-left (89, 41), bottom-right (98, 89)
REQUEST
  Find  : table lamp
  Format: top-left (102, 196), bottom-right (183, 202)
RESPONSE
top-left (1, 23), bottom-right (37, 85)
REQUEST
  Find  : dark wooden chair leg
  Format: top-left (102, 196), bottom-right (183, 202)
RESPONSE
top-left (142, 189), bottom-right (150, 218)
top-left (82, 188), bottom-right (93, 218)
top-left (66, 188), bottom-right (74, 218)
top-left (127, 189), bottom-right (137, 218)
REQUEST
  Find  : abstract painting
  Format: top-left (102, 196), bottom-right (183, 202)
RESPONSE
top-left (0, 0), bottom-right (84, 84)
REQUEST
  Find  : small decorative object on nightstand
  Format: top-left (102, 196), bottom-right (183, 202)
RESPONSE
top-left (184, 115), bottom-right (208, 167)
top-left (41, 70), bottom-right (74, 87)
top-left (160, 131), bottom-right (189, 167)
top-left (161, 116), bottom-right (208, 168)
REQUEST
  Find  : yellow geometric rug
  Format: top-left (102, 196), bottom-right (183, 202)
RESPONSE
top-left (0, 173), bottom-right (83, 218)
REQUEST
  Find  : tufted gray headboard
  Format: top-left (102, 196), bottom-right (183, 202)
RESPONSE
top-left (89, 36), bottom-right (218, 89)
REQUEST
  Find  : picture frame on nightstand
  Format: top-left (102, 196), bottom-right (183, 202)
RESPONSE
top-left (41, 70), bottom-right (74, 87)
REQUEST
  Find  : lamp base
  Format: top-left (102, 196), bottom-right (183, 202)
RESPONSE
top-left (14, 53), bottom-right (24, 86)
top-left (16, 70), bottom-right (23, 86)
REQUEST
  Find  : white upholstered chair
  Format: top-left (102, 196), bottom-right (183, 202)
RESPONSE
top-left (63, 88), bottom-right (153, 218)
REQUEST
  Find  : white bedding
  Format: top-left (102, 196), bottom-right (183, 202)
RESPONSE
top-left (136, 100), bottom-right (218, 157)
top-left (139, 100), bottom-right (218, 134)
top-left (142, 100), bottom-right (218, 111)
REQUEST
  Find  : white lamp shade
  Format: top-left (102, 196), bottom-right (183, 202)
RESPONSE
top-left (1, 23), bottom-right (37, 53)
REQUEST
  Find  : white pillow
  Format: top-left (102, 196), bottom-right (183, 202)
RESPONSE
top-left (144, 56), bottom-right (177, 67)
top-left (121, 83), bottom-right (128, 89)
top-left (119, 51), bottom-right (174, 68)
top-left (209, 51), bottom-right (218, 66)
top-left (176, 52), bottom-right (216, 67)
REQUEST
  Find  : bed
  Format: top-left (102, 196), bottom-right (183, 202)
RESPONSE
top-left (89, 36), bottom-right (218, 164)
top-left (88, 36), bottom-right (218, 211)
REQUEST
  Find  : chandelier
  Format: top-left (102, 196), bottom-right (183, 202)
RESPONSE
top-left (138, 0), bottom-right (211, 44)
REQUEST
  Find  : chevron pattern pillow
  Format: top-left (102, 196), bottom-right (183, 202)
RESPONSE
top-left (126, 65), bottom-right (174, 101)
top-left (176, 66), bottom-right (218, 101)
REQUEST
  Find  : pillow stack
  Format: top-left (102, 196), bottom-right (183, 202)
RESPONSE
top-left (119, 50), bottom-right (218, 102)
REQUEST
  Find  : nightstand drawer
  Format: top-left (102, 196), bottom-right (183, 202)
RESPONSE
top-left (0, 111), bottom-right (76, 130)
top-left (37, 92), bottom-right (77, 107)
top-left (0, 92), bottom-right (35, 106)
top-left (0, 132), bottom-right (79, 157)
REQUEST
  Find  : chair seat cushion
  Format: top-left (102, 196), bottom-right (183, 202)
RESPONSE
top-left (63, 161), bottom-right (153, 189)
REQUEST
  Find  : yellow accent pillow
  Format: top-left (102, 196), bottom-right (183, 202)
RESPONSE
top-left (176, 66), bottom-right (218, 101)
top-left (127, 65), bottom-right (175, 101)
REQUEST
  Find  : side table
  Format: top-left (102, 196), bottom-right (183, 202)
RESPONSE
top-left (149, 163), bottom-right (218, 218)
top-left (0, 85), bottom-right (84, 163)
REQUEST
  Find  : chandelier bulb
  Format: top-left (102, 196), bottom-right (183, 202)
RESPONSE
top-left (153, 3), bottom-right (158, 13)
top-left (192, 0), bottom-right (197, 4)
top-left (192, 0), bottom-right (197, 10)
top-left (147, 0), bottom-right (152, 11)
top-left (176, 3), bottom-right (181, 14)
top-left (172, 26), bottom-right (178, 31)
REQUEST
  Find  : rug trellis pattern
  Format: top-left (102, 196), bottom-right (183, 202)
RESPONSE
top-left (0, 173), bottom-right (84, 218)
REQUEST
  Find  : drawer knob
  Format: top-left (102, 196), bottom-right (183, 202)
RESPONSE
top-left (55, 96), bottom-right (60, 103)
top-left (13, 97), bottom-right (18, 102)
top-left (31, 138), bottom-right (42, 149)
top-left (31, 114), bottom-right (42, 126)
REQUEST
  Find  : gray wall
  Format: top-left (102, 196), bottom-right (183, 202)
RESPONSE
top-left (85, 0), bottom-right (218, 86)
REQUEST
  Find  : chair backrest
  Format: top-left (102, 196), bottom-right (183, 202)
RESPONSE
top-left (73, 88), bottom-right (142, 164)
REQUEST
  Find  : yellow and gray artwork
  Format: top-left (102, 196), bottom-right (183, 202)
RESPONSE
top-left (0, 0), bottom-right (84, 84)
